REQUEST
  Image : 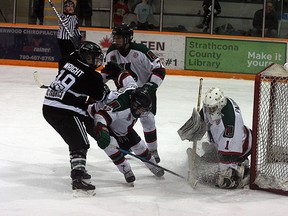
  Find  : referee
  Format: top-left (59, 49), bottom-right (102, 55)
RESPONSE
top-left (57, 0), bottom-right (82, 57)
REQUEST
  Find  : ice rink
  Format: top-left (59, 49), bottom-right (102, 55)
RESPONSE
top-left (0, 65), bottom-right (287, 216)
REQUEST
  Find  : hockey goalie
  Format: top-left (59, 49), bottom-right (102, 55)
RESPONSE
top-left (178, 87), bottom-right (252, 189)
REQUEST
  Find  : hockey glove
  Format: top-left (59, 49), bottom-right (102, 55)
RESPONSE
top-left (102, 61), bottom-right (124, 80)
top-left (95, 122), bottom-right (110, 149)
top-left (143, 82), bottom-right (158, 95)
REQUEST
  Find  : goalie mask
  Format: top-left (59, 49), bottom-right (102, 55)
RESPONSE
top-left (78, 41), bottom-right (104, 69)
top-left (130, 87), bottom-right (152, 118)
top-left (112, 24), bottom-right (133, 52)
top-left (203, 87), bottom-right (227, 121)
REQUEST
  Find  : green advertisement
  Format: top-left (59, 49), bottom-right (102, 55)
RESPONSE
top-left (185, 37), bottom-right (286, 74)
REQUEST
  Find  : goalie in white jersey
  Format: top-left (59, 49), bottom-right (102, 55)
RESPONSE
top-left (101, 23), bottom-right (166, 164)
top-left (179, 87), bottom-right (252, 189)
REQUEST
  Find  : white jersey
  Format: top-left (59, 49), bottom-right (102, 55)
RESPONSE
top-left (93, 87), bottom-right (137, 137)
top-left (103, 42), bottom-right (165, 88)
top-left (87, 72), bottom-right (138, 136)
top-left (202, 97), bottom-right (252, 170)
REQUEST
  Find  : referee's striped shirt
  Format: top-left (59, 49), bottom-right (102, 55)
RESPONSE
top-left (57, 14), bottom-right (81, 40)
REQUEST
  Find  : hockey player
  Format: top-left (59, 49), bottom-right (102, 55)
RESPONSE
top-left (101, 23), bottom-right (166, 163)
top-left (88, 86), bottom-right (165, 184)
top-left (179, 87), bottom-right (252, 189)
top-left (42, 41), bottom-right (109, 194)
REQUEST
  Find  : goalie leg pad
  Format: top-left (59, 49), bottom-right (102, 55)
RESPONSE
top-left (216, 168), bottom-right (240, 189)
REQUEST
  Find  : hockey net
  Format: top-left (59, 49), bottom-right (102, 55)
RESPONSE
top-left (250, 64), bottom-right (288, 195)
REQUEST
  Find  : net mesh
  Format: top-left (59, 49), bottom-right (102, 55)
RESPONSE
top-left (253, 64), bottom-right (288, 192)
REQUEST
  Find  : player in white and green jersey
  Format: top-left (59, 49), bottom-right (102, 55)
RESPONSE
top-left (102, 23), bottom-right (166, 163)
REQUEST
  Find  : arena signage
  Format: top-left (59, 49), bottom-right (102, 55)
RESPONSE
top-left (185, 37), bottom-right (286, 74)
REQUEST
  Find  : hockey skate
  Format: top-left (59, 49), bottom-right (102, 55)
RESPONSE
top-left (72, 178), bottom-right (96, 197)
top-left (82, 170), bottom-right (91, 183)
top-left (71, 169), bottom-right (91, 183)
top-left (151, 150), bottom-right (160, 163)
top-left (124, 170), bottom-right (136, 185)
top-left (149, 166), bottom-right (165, 177)
top-left (71, 169), bottom-right (95, 196)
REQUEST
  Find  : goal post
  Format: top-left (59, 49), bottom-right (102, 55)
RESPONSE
top-left (250, 63), bottom-right (288, 195)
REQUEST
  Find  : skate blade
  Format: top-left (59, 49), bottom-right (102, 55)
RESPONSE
top-left (82, 179), bottom-right (92, 184)
top-left (73, 189), bottom-right (96, 197)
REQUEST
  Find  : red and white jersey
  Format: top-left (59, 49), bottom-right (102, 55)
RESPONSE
top-left (93, 88), bottom-right (137, 137)
top-left (87, 72), bottom-right (137, 119)
top-left (202, 97), bottom-right (252, 170)
top-left (103, 42), bottom-right (166, 88)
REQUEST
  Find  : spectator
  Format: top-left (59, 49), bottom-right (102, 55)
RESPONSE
top-left (75, 0), bottom-right (93, 27)
top-left (113, 0), bottom-right (130, 27)
top-left (134, 0), bottom-right (153, 30)
top-left (131, 0), bottom-right (153, 12)
top-left (251, 1), bottom-right (278, 38)
top-left (196, 0), bottom-right (221, 33)
top-left (29, 0), bottom-right (44, 25)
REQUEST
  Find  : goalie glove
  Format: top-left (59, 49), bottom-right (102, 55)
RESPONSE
top-left (177, 108), bottom-right (206, 142)
top-left (95, 122), bottom-right (110, 149)
top-left (101, 61), bottom-right (124, 80)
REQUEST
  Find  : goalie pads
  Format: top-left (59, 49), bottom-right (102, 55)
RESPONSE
top-left (177, 108), bottom-right (206, 142)
top-left (216, 160), bottom-right (250, 189)
top-left (216, 168), bottom-right (240, 189)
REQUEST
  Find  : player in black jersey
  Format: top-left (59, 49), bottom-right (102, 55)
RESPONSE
top-left (42, 41), bottom-right (110, 194)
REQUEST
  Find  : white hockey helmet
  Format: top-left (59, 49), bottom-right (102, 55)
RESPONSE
top-left (203, 87), bottom-right (227, 121)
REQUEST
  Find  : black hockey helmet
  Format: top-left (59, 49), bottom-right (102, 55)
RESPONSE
top-left (112, 23), bottom-right (133, 51)
top-left (130, 87), bottom-right (152, 118)
top-left (78, 41), bottom-right (104, 69)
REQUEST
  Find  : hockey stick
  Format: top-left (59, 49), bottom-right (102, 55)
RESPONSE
top-left (33, 71), bottom-right (49, 89)
top-left (187, 78), bottom-right (203, 188)
top-left (114, 146), bottom-right (186, 179)
top-left (48, 0), bottom-right (80, 49)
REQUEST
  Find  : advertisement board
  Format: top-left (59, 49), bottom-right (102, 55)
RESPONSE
top-left (0, 27), bottom-right (61, 62)
top-left (185, 37), bottom-right (286, 74)
top-left (1, 25), bottom-right (287, 77)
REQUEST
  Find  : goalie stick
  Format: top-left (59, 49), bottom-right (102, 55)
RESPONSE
top-left (178, 78), bottom-right (203, 188)
top-left (191, 78), bottom-right (203, 187)
top-left (188, 78), bottom-right (203, 188)
top-left (33, 71), bottom-right (49, 89)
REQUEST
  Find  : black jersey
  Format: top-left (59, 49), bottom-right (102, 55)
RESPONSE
top-left (43, 52), bottom-right (106, 118)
